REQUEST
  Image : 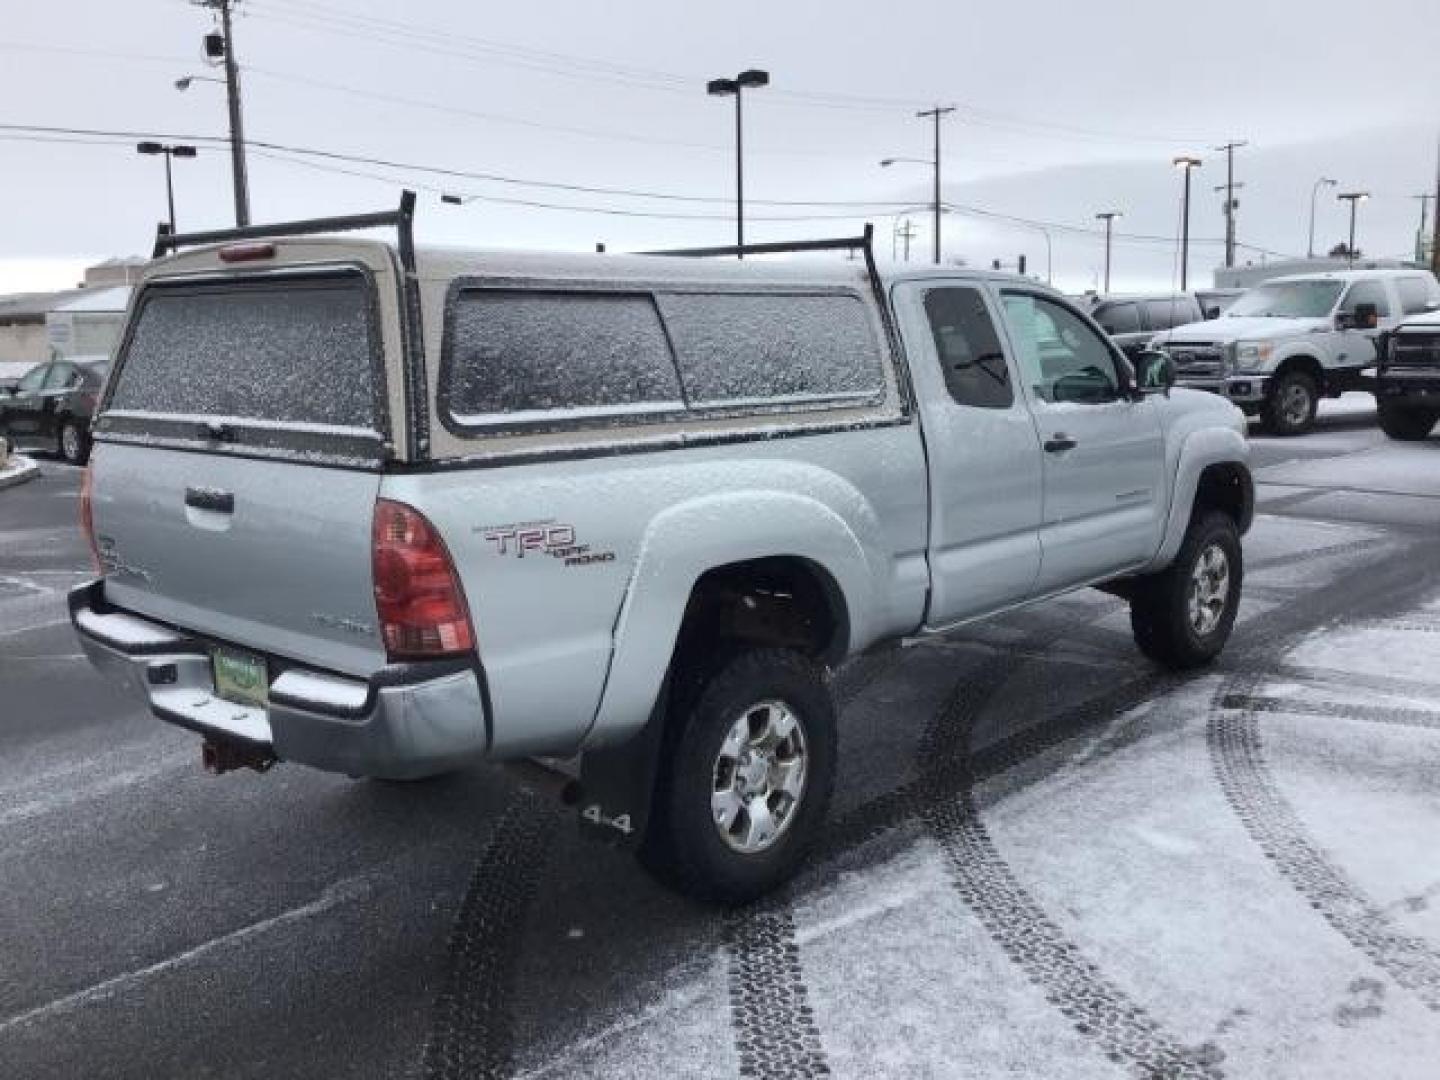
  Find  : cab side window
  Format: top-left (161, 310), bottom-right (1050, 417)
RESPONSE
top-left (1144, 298), bottom-right (1195, 331)
top-left (1339, 280), bottom-right (1391, 318)
top-left (16, 365), bottom-right (50, 393)
top-left (44, 364), bottom-right (77, 390)
top-left (923, 287), bottom-right (1013, 409)
top-left (1001, 292), bottom-right (1122, 404)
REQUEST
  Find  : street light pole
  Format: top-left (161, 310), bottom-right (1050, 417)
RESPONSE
top-left (915, 106), bottom-right (955, 264)
top-left (1095, 211), bottom-right (1122, 293)
top-left (1308, 177), bottom-right (1337, 259)
top-left (136, 142), bottom-right (198, 235)
top-left (1338, 191), bottom-right (1369, 267)
top-left (707, 69), bottom-right (769, 257)
top-left (1173, 156), bottom-right (1202, 291)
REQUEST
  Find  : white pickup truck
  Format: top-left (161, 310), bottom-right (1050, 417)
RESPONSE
top-left (1149, 269), bottom-right (1440, 435)
top-left (71, 197), bottom-right (1253, 900)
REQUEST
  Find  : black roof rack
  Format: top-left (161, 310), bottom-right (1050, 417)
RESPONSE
top-left (639, 226), bottom-right (873, 260)
top-left (151, 191), bottom-right (418, 274)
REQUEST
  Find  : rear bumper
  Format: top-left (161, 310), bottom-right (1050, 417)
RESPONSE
top-left (69, 580), bottom-right (488, 779)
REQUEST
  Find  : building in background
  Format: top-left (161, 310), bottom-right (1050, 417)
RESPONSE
top-left (1215, 255), bottom-right (1423, 289)
top-left (45, 286), bottom-right (132, 361)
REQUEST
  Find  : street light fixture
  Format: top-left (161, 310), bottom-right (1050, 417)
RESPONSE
top-left (881, 108), bottom-right (955, 264)
top-left (1172, 155), bottom-right (1203, 291)
top-left (1095, 211), bottom-right (1122, 293)
top-left (1308, 177), bottom-right (1337, 259)
top-left (1337, 191), bottom-right (1370, 266)
top-left (174, 74), bottom-right (225, 91)
top-left (136, 141), bottom-right (198, 235)
top-left (707, 68), bottom-right (769, 257)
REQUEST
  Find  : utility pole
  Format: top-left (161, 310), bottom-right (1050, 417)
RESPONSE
top-left (1432, 132), bottom-right (1440, 274)
top-left (916, 106), bottom-right (956, 264)
top-left (895, 219), bottom-right (919, 263)
top-left (1213, 141), bottom-right (1246, 268)
top-left (196, 0), bottom-right (251, 226)
top-left (1415, 193), bottom-right (1434, 264)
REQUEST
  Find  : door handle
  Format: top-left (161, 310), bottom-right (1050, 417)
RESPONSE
top-left (1044, 434), bottom-right (1077, 453)
top-left (185, 486), bottom-right (234, 514)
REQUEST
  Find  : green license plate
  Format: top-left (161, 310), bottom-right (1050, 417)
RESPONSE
top-left (212, 647), bottom-right (269, 708)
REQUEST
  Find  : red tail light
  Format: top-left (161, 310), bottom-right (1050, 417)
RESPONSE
top-left (79, 463), bottom-right (101, 574)
top-left (372, 499), bottom-right (474, 660)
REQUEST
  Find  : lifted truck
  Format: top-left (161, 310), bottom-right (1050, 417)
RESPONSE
top-left (72, 196), bottom-right (1253, 901)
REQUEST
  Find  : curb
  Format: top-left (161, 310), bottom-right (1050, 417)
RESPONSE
top-left (0, 454), bottom-right (40, 491)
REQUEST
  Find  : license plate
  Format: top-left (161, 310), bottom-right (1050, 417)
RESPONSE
top-left (212, 647), bottom-right (269, 708)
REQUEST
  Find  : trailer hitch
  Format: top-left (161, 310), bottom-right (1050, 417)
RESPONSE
top-left (202, 739), bottom-right (277, 775)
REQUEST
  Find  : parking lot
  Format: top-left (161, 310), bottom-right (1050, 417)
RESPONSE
top-left (2, 396), bottom-right (1438, 1079)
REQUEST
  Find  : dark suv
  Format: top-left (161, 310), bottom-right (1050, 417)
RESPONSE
top-left (0, 357), bottom-right (107, 464)
top-left (1087, 294), bottom-right (1207, 363)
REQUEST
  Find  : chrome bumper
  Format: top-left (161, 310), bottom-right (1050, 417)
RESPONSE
top-left (69, 580), bottom-right (489, 780)
top-left (1177, 375), bottom-right (1268, 403)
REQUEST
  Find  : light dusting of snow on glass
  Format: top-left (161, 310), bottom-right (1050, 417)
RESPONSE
top-left (659, 293), bottom-right (883, 407)
top-left (109, 280), bottom-right (376, 428)
top-left (448, 291), bottom-right (682, 420)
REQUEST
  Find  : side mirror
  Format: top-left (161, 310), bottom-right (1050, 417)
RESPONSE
top-left (1353, 302), bottom-right (1379, 330)
top-left (1135, 349), bottom-right (1176, 395)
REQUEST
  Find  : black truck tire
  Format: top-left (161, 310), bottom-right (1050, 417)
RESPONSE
top-left (1129, 511), bottom-right (1242, 670)
top-left (1260, 370), bottom-right (1318, 436)
top-left (641, 648), bottom-right (836, 904)
top-left (1377, 401), bottom-right (1439, 442)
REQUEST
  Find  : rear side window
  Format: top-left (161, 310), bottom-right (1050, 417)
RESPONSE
top-left (1397, 277), bottom-right (1440, 315)
top-left (1093, 302), bottom-right (1141, 335)
top-left (658, 292), bottom-right (883, 408)
top-left (444, 290), bottom-right (682, 425)
top-left (109, 276), bottom-right (378, 429)
top-left (923, 287), bottom-right (1012, 408)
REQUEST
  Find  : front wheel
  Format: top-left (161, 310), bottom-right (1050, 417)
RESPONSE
top-left (1377, 401), bottom-right (1439, 442)
top-left (59, 421), bottom-right (89, 465)
top-left (641, 648), bottom-right (836, 904)
top-left (1260, 371), bottom-right (1318, 436)
top-left (1129, 511), bottom-right (1242, 670)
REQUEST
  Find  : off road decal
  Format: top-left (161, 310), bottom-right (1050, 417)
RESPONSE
top-left (477, 519), bottom-right (615, 567)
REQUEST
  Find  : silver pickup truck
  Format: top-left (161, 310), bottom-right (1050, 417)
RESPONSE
top-left (72, 197), bottom-right (1252, 900)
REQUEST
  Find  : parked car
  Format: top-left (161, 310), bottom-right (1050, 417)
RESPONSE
top-left (71, 198), bottom-right (1253, 901)
top-left (0, 355), bottom-right (107, 463)
top-left (1149, 269), bottom-right (1440, 435)
top-left (1375, 308), bottom-right (1440, 440)
top-left (1087, 293), bottom-right (1208, 364)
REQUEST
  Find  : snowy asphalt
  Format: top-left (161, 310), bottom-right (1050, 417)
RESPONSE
top-left (3, 396), bottom-right (1439, 1079)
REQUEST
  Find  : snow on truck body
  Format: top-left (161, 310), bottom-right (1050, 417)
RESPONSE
top-left (72, 205), bottom-right (1253, 899)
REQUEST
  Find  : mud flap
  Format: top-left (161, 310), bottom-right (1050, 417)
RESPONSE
top-left (576, 684), bottom-right (669, 849)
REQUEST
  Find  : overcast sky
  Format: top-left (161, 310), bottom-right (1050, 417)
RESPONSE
top-left (2, 0), bottom-right (1437, 293)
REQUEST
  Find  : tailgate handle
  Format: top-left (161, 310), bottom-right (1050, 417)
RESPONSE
top-left (185, 487), bottom-right (234, 514)
top-left (200, 420), bottom-right (236, 443)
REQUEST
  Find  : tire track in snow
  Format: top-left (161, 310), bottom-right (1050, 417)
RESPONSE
top-left (422, 796), bottom-right (560, 1080)
top-left (1209, 677), bottom-right (1440, 1012)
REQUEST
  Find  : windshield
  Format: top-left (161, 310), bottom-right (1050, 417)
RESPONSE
top-left (1224, 280), bottom-right (1344, 318)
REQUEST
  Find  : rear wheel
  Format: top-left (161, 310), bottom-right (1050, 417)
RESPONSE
top-left (1260, 370), bottom-right (1318, 436)
top-left (1377, 401), bottom-right (1439, 442)
top-left (1129, 510), bottom-right (1242, 670)
top-left (641, 648), bottom-right (835, 904)
top-left (59, 421), bottom-right (89, 465)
